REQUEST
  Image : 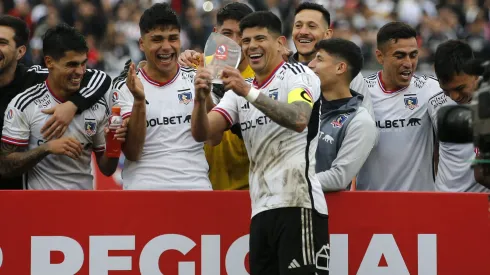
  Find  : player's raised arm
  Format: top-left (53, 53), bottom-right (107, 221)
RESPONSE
top-left (221, 66), bottom-right (313, 133)
top-left (191, 58), bottom-right (230, 145)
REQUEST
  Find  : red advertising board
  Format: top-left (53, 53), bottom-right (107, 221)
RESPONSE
top-left (0, 190), bottom-right (488, 275)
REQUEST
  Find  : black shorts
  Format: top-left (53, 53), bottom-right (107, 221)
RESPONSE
top-left (249, 207), bottom-right (330, 275)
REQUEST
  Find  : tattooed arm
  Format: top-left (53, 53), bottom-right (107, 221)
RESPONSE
top-left (0, 142), bottom-right (49, 178)
top-left (221, 66), bottom-right (315, 133)
top-left (251, 94), bottom-right (312, 132)
top-left (0, 137), bottom-right (83, 178)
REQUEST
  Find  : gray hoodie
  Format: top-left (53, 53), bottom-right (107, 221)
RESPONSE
top-left (315, 91), bottom-right (378, 191)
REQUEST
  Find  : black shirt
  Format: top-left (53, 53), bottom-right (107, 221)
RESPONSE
top-left (0, 64), bottom-right (111, 189)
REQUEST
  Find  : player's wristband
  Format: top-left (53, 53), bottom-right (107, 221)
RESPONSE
top-left (245, 87), bottom-right (260, 103)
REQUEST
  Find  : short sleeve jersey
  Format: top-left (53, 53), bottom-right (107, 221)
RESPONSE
top-left (212, 61), bottom-right (328, 217)
top-left (111, 66), bottom-right (211, 190)
top-left (1, 77), bottom-right (110, 190)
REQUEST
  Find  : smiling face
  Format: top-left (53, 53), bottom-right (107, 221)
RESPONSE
top-left (439, 73), bottom-right (478, 104)
top-left (292, 9), bottom-right (331, 59)
top-left (0, 25), bottom-right (25, 74)
top-left (308, 49), bottom-right (347, 90)
top-left (241, 26), bottom-right (284, 75)
top-left (45, 50), bottom-right (87, 93)
top-left (376, 37), bottom-right (419, 90)
top-left (139, 26), bottom-right (181, 74)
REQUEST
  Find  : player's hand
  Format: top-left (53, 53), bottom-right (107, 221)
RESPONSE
top-left (126, 63), bottom-right (145, 101)
top-left (40, 102), bottom-right (77, 140)
top-left (44, 137), bottom-right (83, 160)
top-left (178, 49), bottom-right (201, 68)
top-left (194, 54), bottom-right (213, 102)
top-left (221, 66), bottom-right (251, 97)
top-left (104, 118), bottom-right (128, 142)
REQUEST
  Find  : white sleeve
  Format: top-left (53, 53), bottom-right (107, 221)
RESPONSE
top-left (350, 72), bottom-right (375, 120)
top-left (92, 106), bottom-right (109, 153)
top-left (1, 100), bottom-right (30, 146)
top-left (285, 68), bottom-right (321, 104)
top-left (212, 91), bottom-right (240, 126)
top-left (317, 110), bottom-right (378, 191)
top-left (111, 84), bottom-right (134, 120)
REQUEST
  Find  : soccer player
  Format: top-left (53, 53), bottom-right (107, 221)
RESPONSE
top-left (0, 15), bottom-right (110, 189)
top-left (0, 24), bottom-right (123, 190)
top-left (308, 38), bottom-right (377, 191)
top-left (432, 39), bottom-right (490, 192)
top-left (192, 11), bottom-right (329, 274)
top-left (178, 2), bottom-right (254, 191)
top-left (357, 22), bottom-right (441, 191)
top-left (111, 3), bottom-right (212, 190)
top-left (288, 2), bottom-right (374, 119)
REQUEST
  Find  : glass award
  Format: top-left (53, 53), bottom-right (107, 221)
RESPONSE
top-left (203, 32), bottom-right (242, 85)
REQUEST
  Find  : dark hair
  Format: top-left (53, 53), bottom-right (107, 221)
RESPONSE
top-left (139, 3), bottom-right (180, 35)
top-left (434, 40), bottom-right (474, 84)
top-left (377, 22), bottom-right (417, 50)
top-left (217, 2), bottom-right (253, 26)
top-left (42, 23), bottom-right (88, 60)
top-left (239, 11), bottom-right (282, 36)
top-left (295, 2), bottom-right (331, 27)
top-left (315, 38), bottom-right (363, 81)
top-left (0, 15), bottom-right (30, 47)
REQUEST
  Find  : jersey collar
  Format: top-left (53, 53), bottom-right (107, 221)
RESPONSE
top-left (252, 61), bottom-right (284, 89)
top-left (139, 65), bottom-right (181, 87)
top-left (45, 80), bottom-right (66, 103)
top-left (377, 71), bottom-right (409, 94)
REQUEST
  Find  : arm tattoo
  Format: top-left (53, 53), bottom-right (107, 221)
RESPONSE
top-left (0, 142), bottom-right (49, 178)
top-left (252, 93), bottom-right (312, 132)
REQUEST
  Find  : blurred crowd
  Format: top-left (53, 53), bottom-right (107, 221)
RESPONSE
top-left (3, 0), bottom-right (490, 75)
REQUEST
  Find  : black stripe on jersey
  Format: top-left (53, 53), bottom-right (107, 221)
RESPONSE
top-left (19, 87), bottom-right (48, 112)
top-left (96, 95), bottom-right (111, 116)
top-left (180, 66), bottom-right (197, 73)
top-left (404, 94), bottom-right (417, 96)
top-left (284, 63), bottom-right (302, 75)
top-left (178, 88), bottom-right (191, 92)
top-left (79, 69), bottom-right (108, 98)
top-left (14, 83), bottom-right (45, 110)
top-left (365, 73), bottom-right (377, 80)
top-left (427, 75), bottom-right (439, 82)
top-left (26, 65), bottom-right (49, 74)
top-left (113, 59), bottom-right (132, 84)
top-left (112, 78), bottom-right (127, 91)
top-left (305, 98), bottom-right (322, 212)
top-left (428, 91), bottom-right (445, 102)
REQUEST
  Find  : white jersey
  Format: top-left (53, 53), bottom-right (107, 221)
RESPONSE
top-left (1, 81), bottom-right (110, 190)
top-left (428, 91), bottom-right (490, 193)
top-left (111, 66), bottom-right (211, 190)
top-left (213, 61), bottom-right (328, 217)
top-left (357, 71), bottom-right (440, 191)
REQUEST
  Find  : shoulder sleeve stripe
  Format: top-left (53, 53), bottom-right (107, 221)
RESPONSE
top-left (428, 91), bottom-right (445, 102)
top-left (180, 67), bottom-right (197, 72)
top-left (122, 112), bottom-right (132, 119)
top-left (26, 65), bottom-right (48, 74)
top-left (79, 70), bottom-right (108, 98)
top-left (97, 96), bottom-right (111, 116)
top-left (212, 107), bottom-right (233, 126)
top-left (284, 63), bottom-right (299, 75)
top-left (14, 84), bottom-right (45, 109)
top-left (112, 60), bottom-right (132, 84)
top-left (1, 136), bottom-right (28, 146)
top-left (19, 88), bottom-right (48, 112)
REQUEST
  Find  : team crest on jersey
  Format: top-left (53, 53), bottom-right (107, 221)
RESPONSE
top-left (269, 91), bottom-right (279, 100)
top-left (84, 120), bottom-right (97, 136)
top-left (331, 114), bottom-right (349, 128)
top-left (178, 92), bottom-right (193, 105)
top-left (6, 109), bottom-right (13, 120)
top-left (404, 96), bottom-right (419, 110)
